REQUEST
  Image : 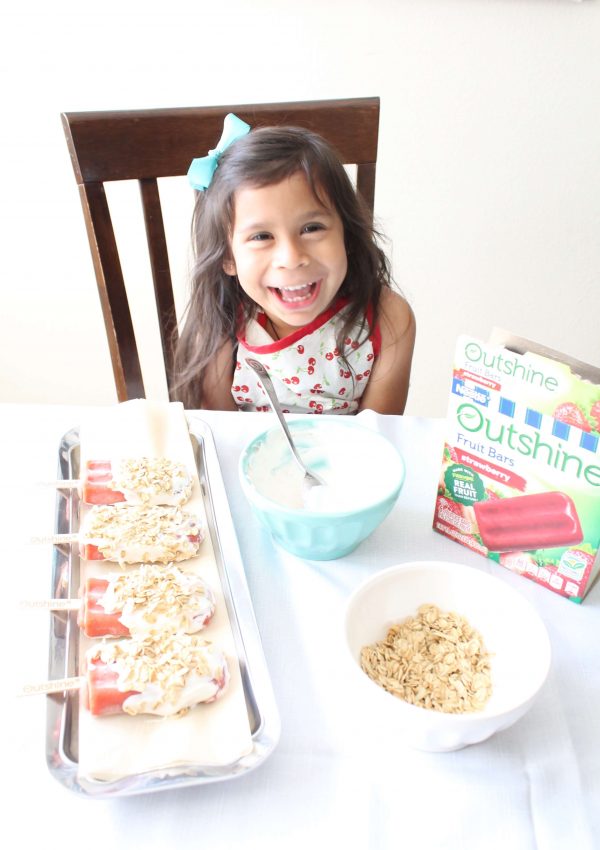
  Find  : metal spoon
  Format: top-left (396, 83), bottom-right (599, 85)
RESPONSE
top-left (245, 358), bottom-right (324, 491)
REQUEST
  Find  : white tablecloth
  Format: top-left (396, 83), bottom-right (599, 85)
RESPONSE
top-left (5, 405), bottom-right (599, 850)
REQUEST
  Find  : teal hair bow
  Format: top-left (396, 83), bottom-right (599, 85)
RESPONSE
top-left (187, 113), bottom-right (251, 191)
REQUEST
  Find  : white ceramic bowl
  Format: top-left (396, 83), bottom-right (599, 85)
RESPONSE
top-left (344, 560), bottom-right (551, 752)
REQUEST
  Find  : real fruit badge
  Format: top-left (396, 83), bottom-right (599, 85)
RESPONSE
top-left (433, 331), bottom-right (600, 602)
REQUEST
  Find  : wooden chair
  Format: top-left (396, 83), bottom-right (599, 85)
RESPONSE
top-left (61, 97), bottom-right (380, 402)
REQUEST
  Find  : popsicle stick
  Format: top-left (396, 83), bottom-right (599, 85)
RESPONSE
top-left (20, 598), bottom-right (81, 611)
top-left (18, 676), bottom-right (84, 697)
top-left (30, 533), bottom-right (79, 545)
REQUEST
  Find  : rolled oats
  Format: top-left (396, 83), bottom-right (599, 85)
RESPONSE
top-left (104, 562), bottom-right (215, 636)
top-left (94, 633), bottom-right (226, 715)
top-left (113, 457), bottom-right (192, 504)
top-left (83, 504), bottom-right (203, 564)
top-left (360, 604), bottom-right (493, 714)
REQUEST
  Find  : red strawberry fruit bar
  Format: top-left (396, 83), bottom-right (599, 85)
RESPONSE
top-left (80, 504), bottom-right (203, 565)
top-left (82, 634), bottom-right (229, 716)
top-left (78, 564), bottom-right (215, 638)
top-left (82, 457), bottom-right (193, 506)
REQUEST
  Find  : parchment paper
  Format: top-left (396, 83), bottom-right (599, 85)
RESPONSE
top-left (76, 400), bottom-right (253, 782)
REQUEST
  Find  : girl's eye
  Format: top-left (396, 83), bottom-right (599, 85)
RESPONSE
top-left (302, 222), bottom-right (326, 234)
top-left (249, 232), bottom-right (272, 242)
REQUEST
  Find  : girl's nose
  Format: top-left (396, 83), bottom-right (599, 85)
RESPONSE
top-left (273, 236), bottom-right (309, 269)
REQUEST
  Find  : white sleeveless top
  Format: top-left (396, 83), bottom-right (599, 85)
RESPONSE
top-left (233, 299), bottom-right (381, 414)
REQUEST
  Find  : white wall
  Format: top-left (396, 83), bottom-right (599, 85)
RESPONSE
top-left (2, 0), bottom-right (599, 416)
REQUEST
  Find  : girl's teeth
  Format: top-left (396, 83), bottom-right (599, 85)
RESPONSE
top-left (279, 283), bottom-right (314, 302)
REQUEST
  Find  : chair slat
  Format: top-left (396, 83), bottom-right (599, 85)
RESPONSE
top-left (79, 182), bottom-right (145, 400)
top-left (356, 162), bottom-right (377, 217)
top-left (139, 178), bottom-right (178, 398)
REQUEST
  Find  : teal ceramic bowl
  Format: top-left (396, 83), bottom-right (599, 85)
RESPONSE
top-left (238, 418), bottom-right (405, 560)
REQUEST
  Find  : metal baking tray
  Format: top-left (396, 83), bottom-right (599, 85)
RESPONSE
top-left (46, 418), bottom-right (280, 797)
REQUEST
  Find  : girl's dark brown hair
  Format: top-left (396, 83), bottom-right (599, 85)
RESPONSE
top-left (171, 125), bottom-right (393, 408)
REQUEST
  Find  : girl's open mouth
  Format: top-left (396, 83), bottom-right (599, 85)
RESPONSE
top-left (270, 280), bottom-right (321, 307)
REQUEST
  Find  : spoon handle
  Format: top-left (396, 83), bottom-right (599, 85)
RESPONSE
top-left (244, 359), bottom-right (308, 475)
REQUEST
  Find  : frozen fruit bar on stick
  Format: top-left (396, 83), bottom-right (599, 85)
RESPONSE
top-left (79, 563), bottom-right (216, 638)
top-left (473, 490), bottom-right (583, 553)
top-left (82, 457), bottom-right (193, 506)
top-left (83, 634), bottom-right (229, 717)
top-left (80, 504), bottom-right (203, 564)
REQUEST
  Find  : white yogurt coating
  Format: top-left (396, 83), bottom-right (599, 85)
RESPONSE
top-left (95, 539), bottom-right (200, 565)
top-left (99, 563), bottom-right (216, 637)
top-left (245, 421), bottom-right (403, 512)
top-left (81, 503), bottom-right (203, 564)
top-left (111, 457), bottom-right (193, 506)
top-left (90, 635), bottom-right (229, 717)
top-left (122, 664), bottom-right (228, 717)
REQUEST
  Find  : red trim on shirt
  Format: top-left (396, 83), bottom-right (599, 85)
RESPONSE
top-left (366, 302), bottom-right (382, 356)
top-left (237, 296), bottom-right (381, 356)
top-left (238, 297), bottom-right (350, 354)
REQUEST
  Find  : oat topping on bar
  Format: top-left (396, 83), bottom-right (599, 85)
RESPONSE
top-left (95, 633), bottom-right (226, 714)
top-left (84, 503), bottom-right (203, 563)
top-left (113, 457), bottom-right (192, 504)
top-left (360, 604), bottom-right (493, 714)
top-left (106, 563), bottom-right (214, 635)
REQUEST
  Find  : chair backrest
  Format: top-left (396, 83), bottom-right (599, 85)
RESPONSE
top-left (61, 97), bottom-right (380, 402)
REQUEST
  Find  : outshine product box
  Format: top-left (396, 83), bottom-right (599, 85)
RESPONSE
top-left (433, 331), bottom-right (600, 602)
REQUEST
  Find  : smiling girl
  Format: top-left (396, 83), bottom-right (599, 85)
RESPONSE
top-left (172, 115), bottom-right (415, 414)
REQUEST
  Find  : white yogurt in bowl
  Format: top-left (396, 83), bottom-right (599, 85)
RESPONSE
top-left (244, 419), bottom-right (404, 514)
